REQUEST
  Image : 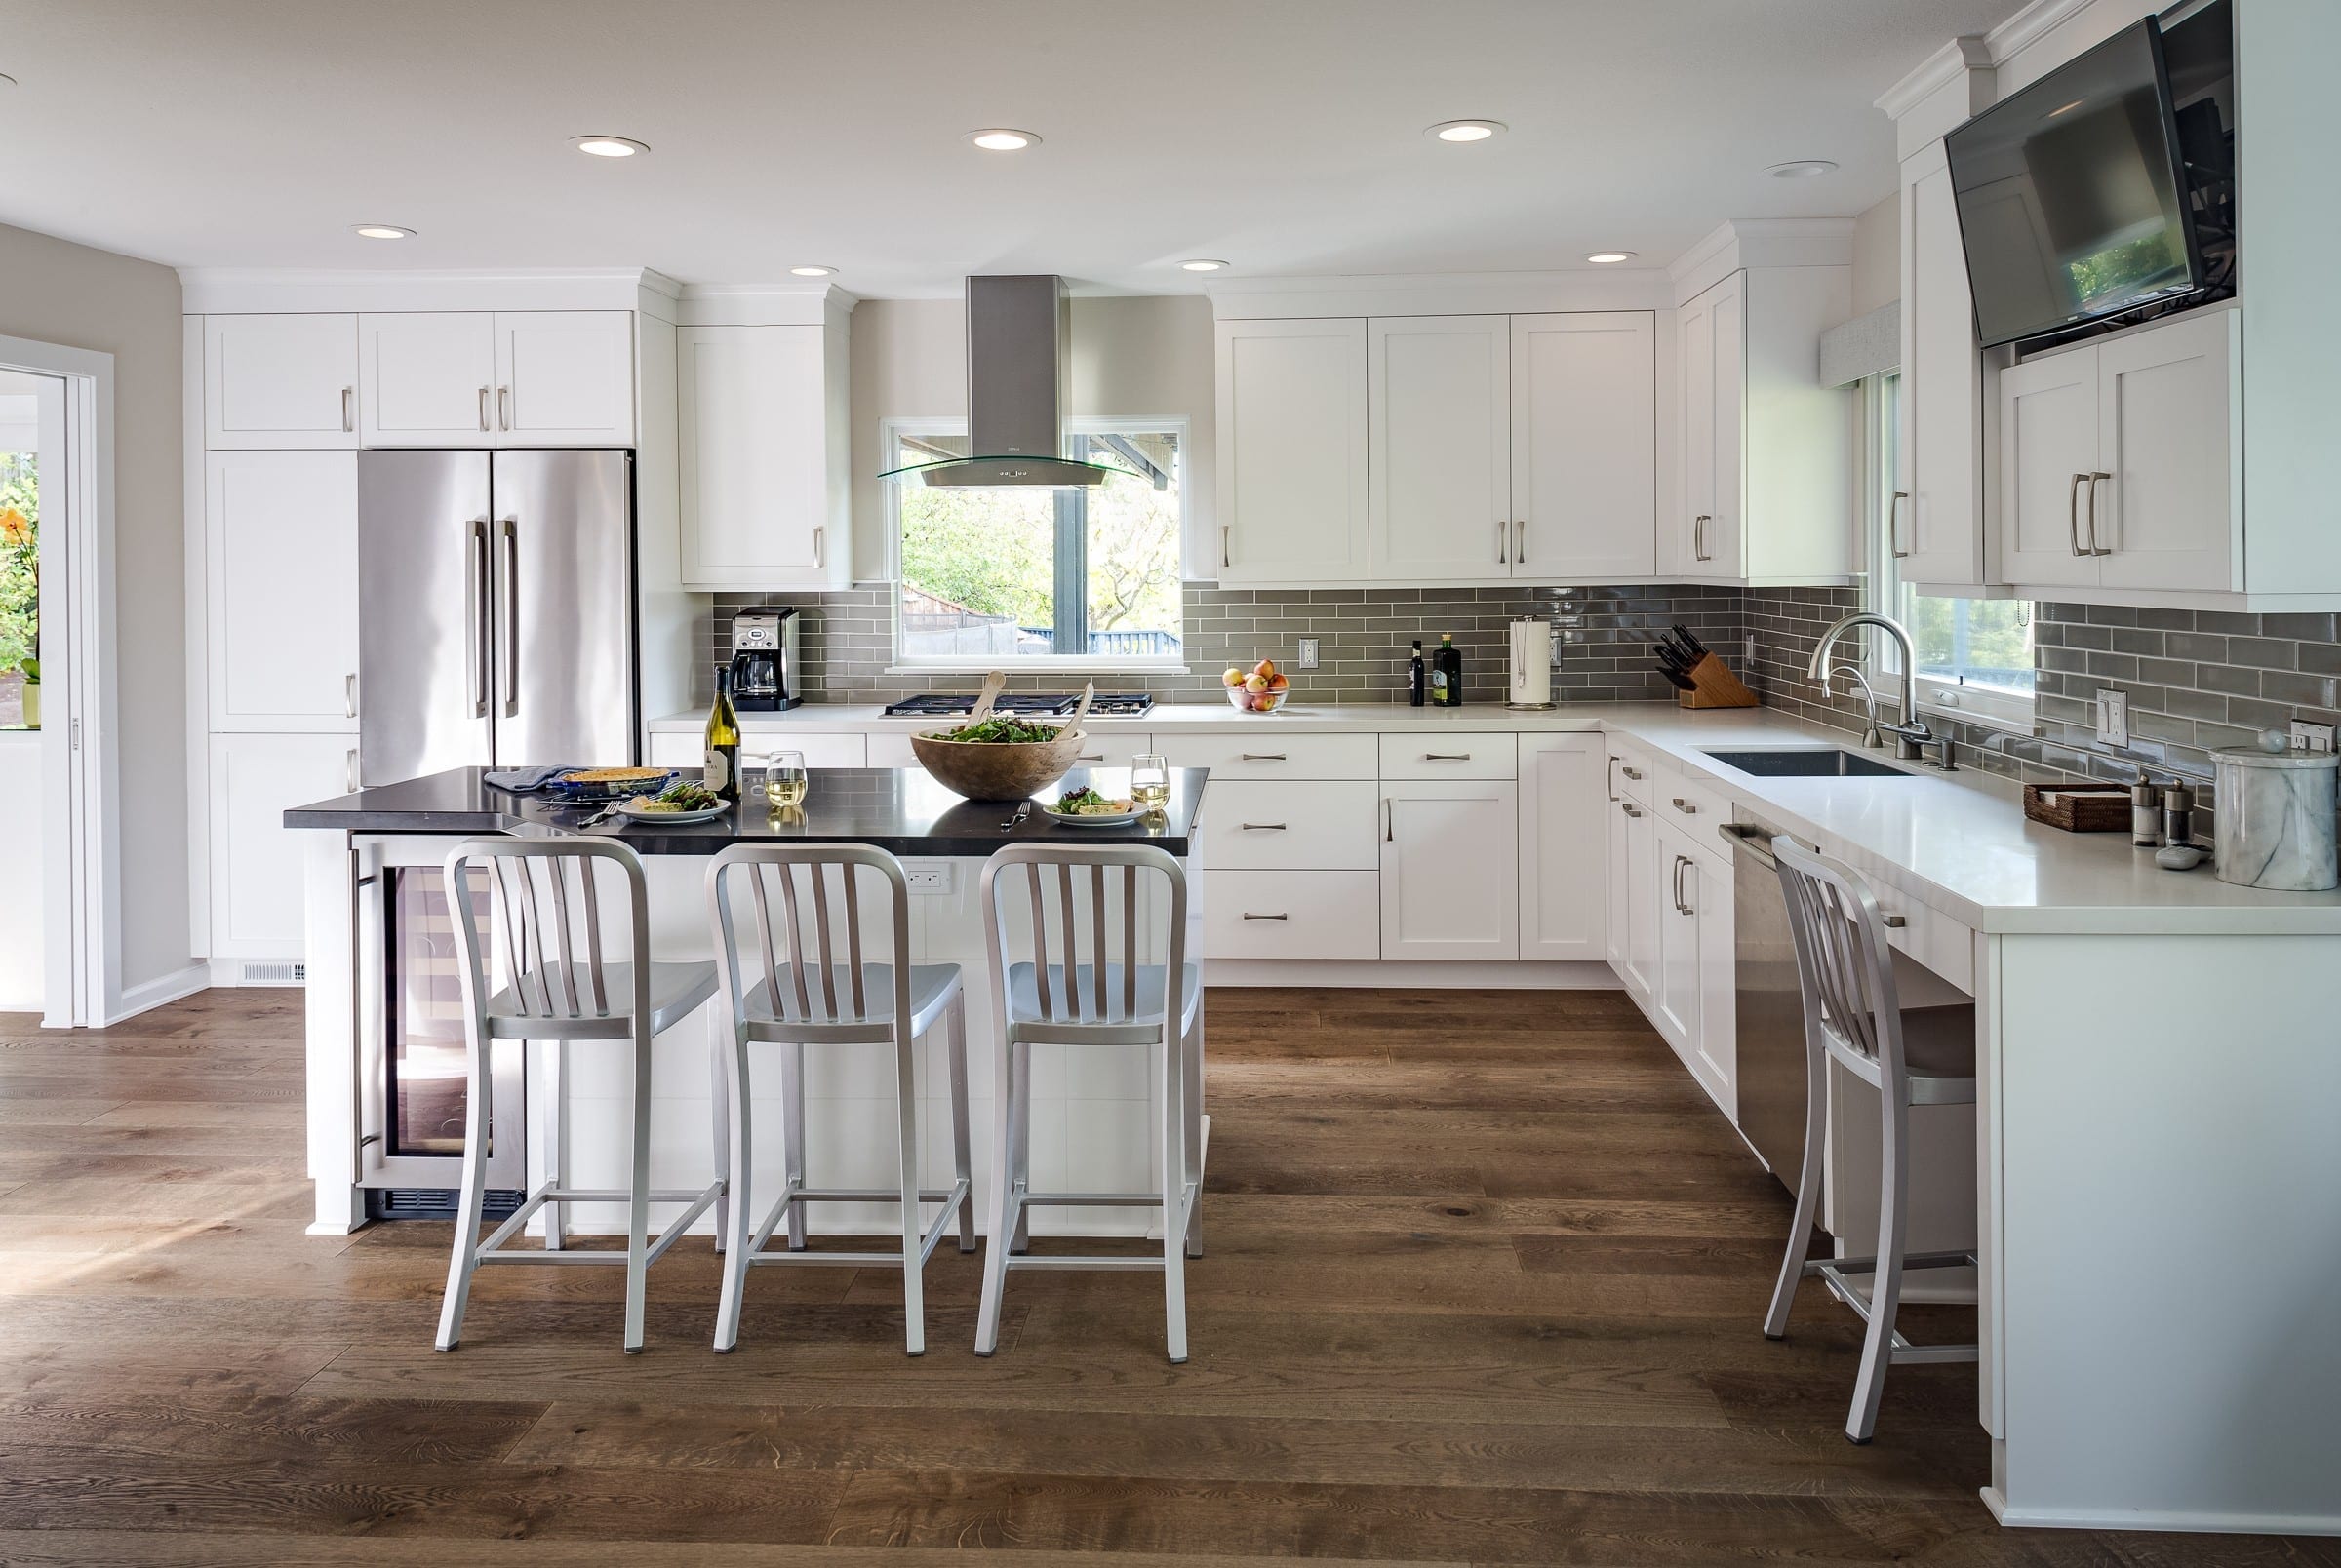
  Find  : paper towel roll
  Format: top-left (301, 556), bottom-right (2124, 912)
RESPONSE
top-left (1507, 618), bottom-right (1554, 708)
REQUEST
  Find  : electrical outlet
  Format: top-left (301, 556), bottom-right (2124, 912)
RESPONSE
top-left (2292, 721), bottom-right (2336, 755)
top-left (1294, 637), bottom-right (1320, 671)
top-left (2095, 689), bottom-right (2129, 749)
top-left (903, 861), bottom-right (955, 895)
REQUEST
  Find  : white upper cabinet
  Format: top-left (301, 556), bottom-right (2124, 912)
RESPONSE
top-left (1512, 312), bottom-right (1655, 581)
top-left (1518, 733), bottom-right (1607, 963)
top-left (204, 450), bottom-right (360, 731)
top-left (1897, 139), bottom-right (1993, 590)
top-left (1368, 315), bottom-right (1511, 581)
top-left (1214, 317), bottom-right (1369, 583)
top-left (1998, 344), bottom-right (2103, 588)
top-left (678, 323), bottom-right (851, 591)
top-left (204, 314), bottom-right (358, 450)
top-left (494, 311), bottom-right (635, 446)
top-left (1674, 274), bottom-right (1742, 575)
top-left (358, 313), bottom-right (496, 447)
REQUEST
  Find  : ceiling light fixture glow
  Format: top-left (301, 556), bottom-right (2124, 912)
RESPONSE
top-left (1766, 158), bottom-right (1840, 179)
top-left (788, 265), bottom-right (836, 277)
top-left (2047, 98), bottom-right (2088, 118)
top-left (1426, 119), bottom-right (1506, 142)
top-left (351, 223), bottom-right (416, 240)
top-left (1178, 259), bottom-right (1228, 272)
top-left (966, 128), bottom-right (1039, 151)
top-left (1584, 251), bottom-right (1636, 265)
top-left (572, 135), bottom-right (649, 158)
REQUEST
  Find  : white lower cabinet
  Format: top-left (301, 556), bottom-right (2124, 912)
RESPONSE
top-left (1201, 780), bottom-right (1379, 873)
top-left (1204, 871), bottom-right (1381, 960)
top-left (1379, 780), bottom-right (1519, 960)
top-left (209, 732), bottom-right (358, 960)
top-left (649, 730), bottom-right (865, 770)
top-left (1519, 733), bottom-right (1607, 961)
top-left (1605, 781), bottom-right (1735, 1118)
top-left (1614, 799), bottom-right (1660, 1001)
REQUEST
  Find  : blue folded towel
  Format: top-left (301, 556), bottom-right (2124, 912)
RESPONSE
top-left (484, 765), bottom-right (574, 793)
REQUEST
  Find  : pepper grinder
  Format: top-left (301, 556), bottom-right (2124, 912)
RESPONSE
top-left (2130, 769), bottom-right (2161, 847)
top-left (2161, 780), bottom-right (2197, 850)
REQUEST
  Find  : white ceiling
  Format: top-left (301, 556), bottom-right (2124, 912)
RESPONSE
top-left (0, 0), bottom-right (2024, 294)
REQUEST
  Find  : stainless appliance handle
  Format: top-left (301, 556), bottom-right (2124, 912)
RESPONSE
top-left (2069, 473), bottom-right (2088, 557)
top-left (1890, 490), bottom-right (1911, 559)
top-left (500, 518), bottom-right (519, 719)
top-left (478, 387), bottom-right (490, 433)
top-left (469, 519), bottom-right (491, 717)
top-left (1718, 821), bottom-right (1777, 869)
top-left (341, 386), bottom-right (353, 433)
top-left (2087, 471), bottom-right (2112, 556)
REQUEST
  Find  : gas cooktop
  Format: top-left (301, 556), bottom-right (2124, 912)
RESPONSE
top-left (882, 692), bottom-right (1155, 718)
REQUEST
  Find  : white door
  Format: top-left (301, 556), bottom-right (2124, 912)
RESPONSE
top-left (1898, 140), bottom-right (1991, 588)
top-left (494, 312), bottom-right (635, 446)
top-left (204, 314), bottom-right (358, 450)
top-left (678, 325), bottom-right (846, 589)
top-left (205, 451), bottom-right (361, 732)
top-left (1685, 846), bottom-right (1736, 1118)
top-left (208, 732), bottom-right (358, 960)
top-left (2094, 311), bottom-right (2238, 594)
top-left (1519, 734), bottom-right (1607, 962)
top-left (1368, 315), bottom-right (1510, 580)
top-left (1380, 781), bottom-right (1519, 960)
top-left (1214, 318), bottom-right (1369, 583)
top-left (1651, 835), bottom-right (1702, 1056)
top-left (1998, 345), bottom-right (2103, 588)
top-left (1674, 289), bottom-right (1715, 576)
top-left (1698, 273), bottom-right (1746, 576)
top-left (358, 313), bottom-right (496, 447)
top-left (1511, 312), bottom-right (1656, 580)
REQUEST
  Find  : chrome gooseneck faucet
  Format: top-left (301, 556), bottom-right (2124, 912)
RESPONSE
top-left (1805, 612), bottom-right (1957, 770)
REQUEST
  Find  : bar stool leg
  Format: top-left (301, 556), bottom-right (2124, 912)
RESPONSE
top-left (1846, 1092), bottom-right (1912, 1444)
top-left (434, 1032), bottom-right (495, 1352)
top-left (621, 1029), bottom-right (654, 1354)
top-left (543, 1039), bottom-right (568, 1251)
top-left (946, 993), bottom-right (975, 1253)
top-left (893, 1021), bottom-right (926, 1356)
top-left (1007, 1039), bottom-right (1033, 1255)
top-left (713, 1022), bottom-right (754, 1353)
top-left (974, 1029), bottom-right (1017, 1356)
top-left (1764, 1036), bottom-right (1829, 1341)
top-left (708, 1014), bottom-right (730, 1258)
top-left (1159, 1022), bottom-right (1189, 1364)
top-left (1182, 1010), bottom-right (1205, 1261)
top-left (780, 1039), bottom-right (809, 1252)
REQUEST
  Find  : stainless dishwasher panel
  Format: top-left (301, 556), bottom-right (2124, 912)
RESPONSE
top-left (1721, 816), bottom-right (1806, 1188)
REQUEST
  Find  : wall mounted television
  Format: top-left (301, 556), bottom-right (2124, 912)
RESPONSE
top-left (1945, 14), bottom-right (2221, 350)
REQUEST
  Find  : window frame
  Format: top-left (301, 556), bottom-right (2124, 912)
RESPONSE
top-left (1861, 372), bottom-right (2036, 734)
top-left (883, 413), bottom-right (1192, 675)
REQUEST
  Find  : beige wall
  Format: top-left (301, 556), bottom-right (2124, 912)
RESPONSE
top-left (0, 222), bottom-right (188, 999)
top-left (1851, 193), bottom-right (1899, 316)
top-left (848, 294), bottom-right (1216, 579)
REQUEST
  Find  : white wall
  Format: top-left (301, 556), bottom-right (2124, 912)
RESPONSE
top-left (847, 294), bottom-right (1217, 579)
top-left (1850, 193), bottom-right (1899, 316)
top-left (0, 221), bottom-right (189, 1002)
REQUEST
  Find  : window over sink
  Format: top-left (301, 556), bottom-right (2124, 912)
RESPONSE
top-left (885, 416), bottom-right (1187, 671)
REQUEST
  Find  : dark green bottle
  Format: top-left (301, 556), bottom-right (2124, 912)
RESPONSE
top-left (1430, 632), bottom-right (1463, 707)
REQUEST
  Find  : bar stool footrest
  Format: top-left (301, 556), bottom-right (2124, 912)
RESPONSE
top-left (743, 1177), bottom-right (972, 1271)
top-left (1806, 1251), bottom-right (1981, 1362)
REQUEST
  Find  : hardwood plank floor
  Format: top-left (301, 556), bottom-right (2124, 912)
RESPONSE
top-left (0, 986), bottom-right (2331, 1566)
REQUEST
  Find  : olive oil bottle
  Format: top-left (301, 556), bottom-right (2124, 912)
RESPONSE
top-left (704, 667), bottom-right (742, 802)
top-left (1430, 632), bottom-right (1463, 707)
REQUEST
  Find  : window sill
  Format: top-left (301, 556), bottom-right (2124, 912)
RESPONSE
top-left (885, 662), bottom-right (1191, 679)
top-left (1916, 685), bottom-right (2034, 736)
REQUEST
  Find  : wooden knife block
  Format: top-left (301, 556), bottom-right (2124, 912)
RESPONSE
top-left (1677, 652), bottom-right (1760, 709)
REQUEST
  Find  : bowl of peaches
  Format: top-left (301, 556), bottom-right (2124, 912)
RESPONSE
top-left (1221, 658), bottom-right (1292, 713)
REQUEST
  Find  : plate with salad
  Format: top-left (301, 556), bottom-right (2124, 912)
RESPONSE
top-left (615, 780), bottom-right (731, 824)
top-left (1040, 785), bottom-right (1144, 827)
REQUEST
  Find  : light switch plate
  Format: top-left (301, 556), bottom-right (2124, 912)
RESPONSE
top-left (2292, 721), bottom-right (2336, 754)
top-left (1294, 638), bottom-right (1320, 670)
top-left (2095, 689), bottom-right (2129, 749)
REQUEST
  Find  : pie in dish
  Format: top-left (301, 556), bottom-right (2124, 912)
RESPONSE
top-left (560, 766), bottom-right (670, 785)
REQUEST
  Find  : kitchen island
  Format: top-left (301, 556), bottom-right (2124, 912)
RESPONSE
top-left (285, 764), bottom-right (1208, 1252)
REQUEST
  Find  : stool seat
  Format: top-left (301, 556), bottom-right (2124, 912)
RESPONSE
top-left (743, 962), bottom-right (960, 1037)
top-left (485, 960), bottom-right (718, 1039)
top-left (1899, 1004), bottom-right (1979, 1103)
top-left (1006, 961), bottom-right (1204, 1037)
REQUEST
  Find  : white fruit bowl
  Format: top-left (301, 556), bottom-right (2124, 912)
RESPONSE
top-left (1225, 685), bottom-right (1290, 714)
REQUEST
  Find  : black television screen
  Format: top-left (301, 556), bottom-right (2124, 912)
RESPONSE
top-left (1945, 18), bottom-right (2204, 349)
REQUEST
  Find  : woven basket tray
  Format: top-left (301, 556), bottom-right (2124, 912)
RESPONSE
top-left (2022, 782), bottom-right (2131, 833)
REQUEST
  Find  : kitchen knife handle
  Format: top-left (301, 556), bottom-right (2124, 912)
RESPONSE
top-left (501, 518), bottom-right (519, 719)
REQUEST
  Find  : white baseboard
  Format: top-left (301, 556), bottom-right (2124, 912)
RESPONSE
top-left (1203, 958), bottom-right (1622, 991)
top-left (1980, 1488), bottom-right (2341, 1537)
top-left (102, 960), bottom-right (211, 1026)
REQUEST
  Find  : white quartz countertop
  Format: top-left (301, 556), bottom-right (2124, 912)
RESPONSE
top-left (649, 702), bottom-right (2341, 935)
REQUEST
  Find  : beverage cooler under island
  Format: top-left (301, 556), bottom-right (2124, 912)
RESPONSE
top-left (283, 764), bottom-right (1209, 1243)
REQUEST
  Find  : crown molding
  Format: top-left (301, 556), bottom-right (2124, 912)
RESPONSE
top-left (1876, 34), bottom-right (1995, 119)
top-left (1667, 218), bottom-right (1855, 300)
top-left (177, 265), bottom-right (666, 315)
top-left (672, 280), bottom-right (858, 327)
top-left (1203, 268), bottom-right (1674, 320)
top-left (1982, 0), bottom-right (2101, 67)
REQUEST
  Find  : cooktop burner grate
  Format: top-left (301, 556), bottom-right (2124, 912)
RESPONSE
top-left (881, 692), bottom-right (1156, 718)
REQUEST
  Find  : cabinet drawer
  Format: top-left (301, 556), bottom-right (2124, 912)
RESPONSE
top-left (1198, 780), bottom-right (1378, 870)
top-left (1607, 747), bottom-right (1658, 808)
top-left (1203, 872), bottom-right (1381, 960)
top-left (1875, 889), bottom-right (1975, 994)
top-left (1652, 774), bottom-right (1730, 844)
top-left (1158, 732), bottom-right (1376, 781)
top-left (649, 730), bottom-right (865, 770)
top-left (1377, 732), bottom-right (1518, 780)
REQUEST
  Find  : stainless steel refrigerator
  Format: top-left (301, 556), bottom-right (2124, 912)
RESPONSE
top-left (357, 448), bottom-right (638, 784)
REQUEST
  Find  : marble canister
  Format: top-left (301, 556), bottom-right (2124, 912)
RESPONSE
top-left (2212, 743), bottom-right (2340, 891)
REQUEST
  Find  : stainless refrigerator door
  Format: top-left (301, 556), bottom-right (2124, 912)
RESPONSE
top-left (489, 450), bottom-right (637, 768)
top-left (358, 450), bottom-right (495, 785)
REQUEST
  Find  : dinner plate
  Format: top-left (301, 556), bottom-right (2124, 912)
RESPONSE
top-left (1040, 804), bottom-right (1145, 827)
top-left (614, 799), bottom-right (731, 825)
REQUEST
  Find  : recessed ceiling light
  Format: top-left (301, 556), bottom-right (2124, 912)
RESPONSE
top-left (1178, 259), bottom-right (1228, 273)
top-left (788, 265), bottom-right (836, 277)
top-left (1585, 251), bottom-right (1637, 265)
top-left (966, 128), bottom-right (1039, 151)
top-left (350, 223), bottom-right (415, 241)
top-left (1766, 159), bottom-right (1840, 179)
top-left (1426, 119), bottom-right (1506, 143)
top-left (572, 135), bottom-right (649, 158)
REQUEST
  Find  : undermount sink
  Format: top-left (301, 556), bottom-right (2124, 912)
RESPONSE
top-left (1702, 748), bottom-right (1910, 779)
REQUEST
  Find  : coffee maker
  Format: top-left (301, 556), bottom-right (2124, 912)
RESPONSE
top-left (727, 607), bottom-right (802, 711)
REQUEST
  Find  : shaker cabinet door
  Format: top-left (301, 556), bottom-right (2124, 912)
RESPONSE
top-left (1519, 733), bottom-right (1607, 962)
top-left (205, 450), bottom-right (361, 732)
top-left (1511, 312), bottom-right (1655, 581)
top-left (1368, 315), bottom-right (1511, 581)
top-left (1380, 781), bottom-right (1520, 960)
top-left (204, 314), bottom-right (359, 450)
top-left (1215, 317), bottom-right (1369, 584)
top-left (359, 313), bottom-right (496, 447)
top-left (494, 311), bottom-right (635, 446)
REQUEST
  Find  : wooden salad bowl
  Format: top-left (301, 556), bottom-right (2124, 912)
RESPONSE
top-left (907, 675), bottom-right (1096, 803)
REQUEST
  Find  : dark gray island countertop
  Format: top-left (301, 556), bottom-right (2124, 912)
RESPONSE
top-left (284, 765), bottom-right (1207, 856)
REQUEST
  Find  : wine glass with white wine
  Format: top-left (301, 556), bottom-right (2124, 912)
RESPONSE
top-left (762, 750), bottom-right (808, 816)
top-left (1131, 753), bottom-right (1170, 812)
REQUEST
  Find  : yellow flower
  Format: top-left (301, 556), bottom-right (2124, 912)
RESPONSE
top-left (0, 508), bottom-right (27, 547)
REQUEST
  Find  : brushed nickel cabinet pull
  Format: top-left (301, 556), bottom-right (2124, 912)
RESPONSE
top-left (1620, 803), bottom-right (1643, 818)
top-left (2068, 473), bottom-right (2089, 557)
top-left (1607, 755), bottom-right (1621, 802)
top-left (341, 387), bottom-right (354, 433)
top-left (1240, 752), bottom-right (1287, 762)
top-left (1621, 764), bottom-right (1644, 781)
top-left (1220, 525), bottom-right (1231, 569)
top-left (1239, 822), bottom-right (1289, 832)
top-left (812, 526), bottom-right (825, 569)
top-left (1882, 913), bottom-right (1908, 928)
top-left (1515, 519), bottom-right (1527, 565)
top-left (2086, 471), bottom-right (2112, 555)
top-left (1672, 854), bottom-right (1691, 915)
top-left (1241, 912), bottom-right (1290, 921)
top-left (346, 748), bottom-right (359, 794)
top-left (1383, 798), bottom-right (1393, 843)
top-left (1422, 752), bottom-right (1472, 762)
top-left (1077, 753), bottom-right (1105, 763)
top-left (497, 385), bottom-right (511, 430)
top-left (1890, 490), bottom-right (1911, 559)
top-left (1693, 514), bottom-right (1712, 562)
top-left (478, 386), bottom-right (490, 432)
top-left (1497, 519), bottom-right (1508, 566)
top-left (1671, 796), bottom-right (1695, 814)
top-left (345, 673), bottom-right (358, 720)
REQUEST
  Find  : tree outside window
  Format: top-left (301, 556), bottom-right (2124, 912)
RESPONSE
top-left (0, 450), bottom-right (35, 728)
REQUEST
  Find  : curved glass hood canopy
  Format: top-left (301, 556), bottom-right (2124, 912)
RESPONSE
top-left (879, 274), bottom-right (1112, 489)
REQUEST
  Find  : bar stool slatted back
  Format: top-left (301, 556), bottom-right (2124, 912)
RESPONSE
top-left (974, 843), bottom-right (1206, 1363)
top-left (1764, 833), bottom-right (1980, 1443)
top-left (705, 844), bottom-right (972, 1356)
top-left (436, 838), bottom-right (722, 1354)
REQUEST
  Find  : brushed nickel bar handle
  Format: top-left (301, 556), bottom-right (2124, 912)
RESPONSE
top-left (478, 386), bottom-right (491, 433)
top-left (1890, 490), bottom-right (1911, 559)
top-left (1241, 912), bottom-right (1290, 921)
top-left (1239, 822), bottom-right (1289, 832)
top-left (498, 385), bottom-right (511, 431)
top-left (2087, 471), bottom-right (2113, 555)
top-left (1671, 796), bottom-right (1696, 814)
top-left (1383, 798), bottom-right (1393, 843)
top-left (1515, 519), bottom-right (1527, 565)
top-left (1220, 525), bottom-right (1230, 569)
top-left (1421, 753), bottom-right (1473, 761)
top-left (470, 519), bottom-right (491, 717)
top-left (341, 387), bottom-right (354, 433)
top-left (1620, 803), bottom-right (1643, 817)
top-left (1671, 854), bottom-right (1689, 915)
top-left (345, 672), bottom-right (358, 720)
top-left (2069, 473), bottom-right (2088, 557)
top-left (346, 748), bottom-right (359, 794)
top-left (1240, 752), bottom-right (1287, 762)
top-left (1497, 519), bottom-right (1508, 566)
top-left (1621, 764), bottom-right (1644, 781)
top-left (813, 526), bottom-right (825, 569)
top-left (501, 518), bottom-right (520, 719)
top-left (1607, 755), bottom-right (1621, 802)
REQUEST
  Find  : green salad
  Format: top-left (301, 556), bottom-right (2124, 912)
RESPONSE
top-left (1054, 786), bottom-right (1133, 815)
top-left (924, 716), bottom-right (1064, 744)
top-left (633, 779), bottom-right (722, 813)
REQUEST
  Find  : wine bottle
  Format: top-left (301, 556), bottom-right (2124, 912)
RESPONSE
top-left (1431, 632), bottom-right (1463, 708)
top-left (1408, 641), bottom-right (1427, 707)
top-left (704, 667), bottom-right (741, 802)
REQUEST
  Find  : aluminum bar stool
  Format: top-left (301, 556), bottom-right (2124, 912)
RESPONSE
top-left (974, 843), bottom-right (1205, 1363)
top-left (1763, 833), bottom-right (1980, 1443)
top-left (706, 843), bottom-right (973, 1356)
top-left (435, 838), bottom-right (724, 1355)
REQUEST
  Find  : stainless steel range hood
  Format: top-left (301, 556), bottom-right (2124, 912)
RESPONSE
top-left (879, 274), bottom-right (1117, 489)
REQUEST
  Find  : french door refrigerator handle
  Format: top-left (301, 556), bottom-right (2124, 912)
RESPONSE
top-left (500, 518), bottom-right (520, 719)
top-left (469, 519), bottom-right (492, 717)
